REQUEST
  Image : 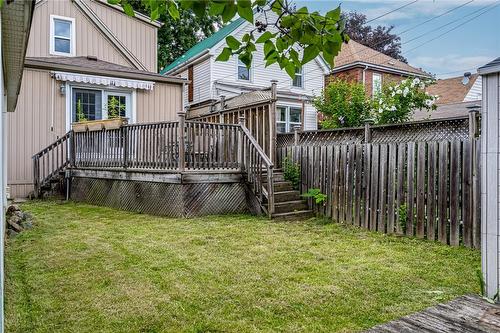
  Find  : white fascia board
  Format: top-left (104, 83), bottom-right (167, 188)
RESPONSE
top-left (164, 50), bottom-right (211, 76)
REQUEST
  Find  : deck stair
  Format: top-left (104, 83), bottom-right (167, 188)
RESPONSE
top-left (264, 169), bottom-right (313, 220)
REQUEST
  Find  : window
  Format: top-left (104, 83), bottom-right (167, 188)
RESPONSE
top-left (292, 67), bottom-right (303, 88)
top-left (276, 106), bottom-right (302, 133)
top-left (70, 88), bottom-right (131, 123)
top-left (372, 73), bottom-right (382, 96)
top-left (237, 59), bottom-right (250, 81)
top-left (50, 15), bottom-right (75, 56)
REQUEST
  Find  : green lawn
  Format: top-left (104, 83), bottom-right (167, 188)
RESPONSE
top-left (5, 201), bottom-right (480, 333)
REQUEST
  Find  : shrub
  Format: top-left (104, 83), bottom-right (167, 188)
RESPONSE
top-left (373, 77), bottom-right (438, 124)
top-left (301, 188), bottom-right (327, 205)
top-left (314, 79), bottom-right (371, 129)
top-left (282, 156), bottom-right (300, 190)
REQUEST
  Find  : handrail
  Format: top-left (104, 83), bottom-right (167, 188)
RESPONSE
top-left (32, 131), bottom-right (72, 197)
top-left (240, 123), bottom-right (275, 217)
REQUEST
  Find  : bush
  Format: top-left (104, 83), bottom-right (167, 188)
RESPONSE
top-left (282, 156), bottom-right (300, 190)
top-left (314, 79), bottom-right (371, 129)
top-left (373, 77), bottom-right (438, 124)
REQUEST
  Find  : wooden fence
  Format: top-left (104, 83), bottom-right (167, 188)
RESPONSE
top-left (277, 139), bottom-right (480, 248)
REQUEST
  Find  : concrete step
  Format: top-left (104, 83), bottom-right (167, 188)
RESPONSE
top-left (272, 210), bottom-right (314, 221)
top-left (272, 200), bottom-right (308, 214)
top-left (274, 190), bottom-right (302, 203)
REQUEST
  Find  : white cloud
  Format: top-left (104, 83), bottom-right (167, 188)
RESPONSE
top-left (412, 54), bottom-right (495, 77)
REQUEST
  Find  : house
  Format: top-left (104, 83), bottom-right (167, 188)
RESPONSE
top-left (413, 74), bottom-right (482, 121)
top-left (160, 12), bottom-right (330, 133)
top-left (7, 0), bottom-right (187, 198)
top-left (1, 0), bottom-right (36, 329)
top-left (325, 40), bottom-right (431, 97)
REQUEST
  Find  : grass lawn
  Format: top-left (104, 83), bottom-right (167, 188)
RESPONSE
top-left (5, 201), bottom-right (480, 333)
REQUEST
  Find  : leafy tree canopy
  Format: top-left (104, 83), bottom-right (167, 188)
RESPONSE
top-left (110, 0), bottom-right (350, 78)
top-left (127, 1), bottom-right (222, 71)
top-left (344, 11), bottom-right (407, 63)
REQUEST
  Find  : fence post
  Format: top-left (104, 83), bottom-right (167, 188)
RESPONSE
top-left (70, 130), bottom-right (76, 167)
top-left (269, 80), bottom-right (278, 164)
top-left (364, 118), bottom-right (374, 143)
top-left (219, 95), bottom-right (226, 124)
top-left (238, 115), bottom-right (245, 172)
top-left (467, 104), bottom-right (481, 248)
top-left (293, 125), bottom-right (301, 146)
top-left (177, 111), bottom-right (186, 172)
top-left (468, 105), bottom-right (480, 139)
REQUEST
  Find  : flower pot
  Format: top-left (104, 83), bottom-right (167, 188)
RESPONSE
top-left (103, 117), bottom-right (128, 130)
top-left (86, 121), bottom-right (104, 131)
top-left (72, 122), bottom-right (88, 132)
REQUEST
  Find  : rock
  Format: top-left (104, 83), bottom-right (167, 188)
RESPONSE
top-left (13, 211), bottom-right (24, 220)
top-left (7, 229), bottom-right (18, 238)
top-left (23, 212), bottom-right (33, 220)
top-left (6, 205), bottom-right (21, 215)
top-left (20, 220), bottom-right (33, 230)
top-left (7, 220), bottom-right (22, 232)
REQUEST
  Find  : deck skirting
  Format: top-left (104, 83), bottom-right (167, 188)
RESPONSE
top-left (70, 169), bottom-right (261, 218)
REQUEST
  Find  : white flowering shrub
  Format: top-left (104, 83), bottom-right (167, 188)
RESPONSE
top-left (372, 78), bottom-right (438, 124)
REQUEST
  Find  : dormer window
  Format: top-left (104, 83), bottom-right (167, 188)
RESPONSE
top-left (293, 67), bottom-right (303, 88)
top-left (237, 59), bottom-right (250, 81)
top-left (50, 15), bottom-right (75, 56)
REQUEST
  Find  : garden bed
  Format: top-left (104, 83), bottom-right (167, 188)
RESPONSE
top-left (5, 201), bottom-right (480, 332)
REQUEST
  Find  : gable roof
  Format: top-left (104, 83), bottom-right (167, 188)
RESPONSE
top-left (160, 17), bottom-right (245, 74)
top-left (426, 74), bottom-right (479, 105)
top-left (478, 57), bottom-right (500, 75)
top-left (333, 40), bottom-right (430, 77)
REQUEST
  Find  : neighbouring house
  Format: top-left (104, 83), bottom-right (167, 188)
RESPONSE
top-left (412, 74), bottom-right (482, 121)
top-left (160, 12), bottom-right (330, 133)
top-left (1, 0), bottom-right (36, 329)
top-left (7, 0), bottom-right (187, 198)
top-left (325, 40), bottom-right (432, 97)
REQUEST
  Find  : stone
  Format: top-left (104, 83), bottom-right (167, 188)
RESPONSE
top-left (20, 220), bottom-right (33, 230)
top-left (7, 229), bottom-right (18, 238)
top-left (6, 204), bottom-right (20, 215)
top-left (13, 211), bottom-right (24, 220)
top-left (7, 219), bottom-right (22, 232)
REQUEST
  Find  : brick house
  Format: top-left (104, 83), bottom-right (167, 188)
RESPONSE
top-left (325, 40), bottom-right (431, 97)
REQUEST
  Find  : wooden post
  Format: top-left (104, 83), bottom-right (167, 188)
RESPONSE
top-left (269, 80), bottom-right (277, 164)
top-left (219, 95), bottom-right (226, 124)
top-left (468, 105), bottom-right (480, 139)
top-left (122, 126), bottom-right (128, 169)
top-left (267, 165), bottom-right (275, 217)
top-left (364, 118), bottom-right (374, 143)
top-left (70, 130), bottom-right (76, 167)
top-left (238, 115), bottom-right (245, 172)
top-left (293, 125), bottom-right (300, 146)
top-left (177, 111), bottom-right (186, 172)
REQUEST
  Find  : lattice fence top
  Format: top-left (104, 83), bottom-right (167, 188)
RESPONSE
top-left (277, 117), bottom-right (470, 147)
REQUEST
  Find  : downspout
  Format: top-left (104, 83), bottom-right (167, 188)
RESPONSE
top-left (362, 65), bottom-right (369, 86)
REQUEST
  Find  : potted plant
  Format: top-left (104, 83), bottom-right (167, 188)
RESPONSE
top-left (71, 99), bottom-right (89, 132)
top-left (102, 96), bottom-right (128, 130)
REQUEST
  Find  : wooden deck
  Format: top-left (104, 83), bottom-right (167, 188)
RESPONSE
top-left (366, 295), bottom-right (500, 333)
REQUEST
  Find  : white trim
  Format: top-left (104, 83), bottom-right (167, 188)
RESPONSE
top-left (276, 104), bottom-right (302, 133)
top-left (50, 15), bottom-right (76, 57)
top-left (331, 61), bottom-right (431, 78)
top-left (292, 67), bottom-right (304, 89)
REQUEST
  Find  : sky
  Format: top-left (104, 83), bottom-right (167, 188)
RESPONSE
top-left (295, 0), bottom-right (500, 78)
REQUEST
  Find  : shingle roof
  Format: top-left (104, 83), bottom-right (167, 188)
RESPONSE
top-left (478, 57), bottom-right (500, 75)
top-left (25, 56), bottom-right (186, 84)
top-left (333, 40), bottom-right (430, 77)
top-left (426, 74), bottom-right (479, 105)
top-left (160, 17), bottom-right (245, 75)
top-left (412, 101), bottom-right (479, 121)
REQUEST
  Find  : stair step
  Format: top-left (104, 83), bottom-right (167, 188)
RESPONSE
top-left (272, 200), bottom-right (308, 214)
top-left (274, 190), bottom-right (302, 203)
top-left (272, 181), bottom-right (295, 192)
top-left (272, 210), bottom-right (314, 221)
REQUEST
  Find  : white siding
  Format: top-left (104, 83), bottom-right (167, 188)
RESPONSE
top-left (481, 71), bottom-right (500, 299)
top-left (193, 58), bottom-right (212, 103)
top-left (465, 75), bottom-right (482, 102)
top-left (304, 103), bottom-right (318, 130)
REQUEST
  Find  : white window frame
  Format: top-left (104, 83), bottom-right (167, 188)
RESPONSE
top-left (236, 58), bottom-right (252, 82)
top-left (50, 15), bottom-right (76, 56)
top-left (65, 83), bottom-right (136, 132)
top-left (292, 67), bottom-right (304, 88)
top-left (277, 105), bottom-right (302, 133)
top-left (372, 73), bottom-right (382, 96)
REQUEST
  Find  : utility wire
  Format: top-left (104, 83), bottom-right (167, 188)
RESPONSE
top-left (365, 0), bottom-right (419, 24)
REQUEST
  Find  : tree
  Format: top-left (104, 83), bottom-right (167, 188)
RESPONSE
top-left (110, 0), bottom-right (349, 78)
top-left (128, 1), bottom-right (222, 71)
top-left (313, 79), bottom-right (371, 129)
top-left (344, 11), bottom-right (407, 63)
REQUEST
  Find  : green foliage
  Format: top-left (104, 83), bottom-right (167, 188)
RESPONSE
top-left (302, 188), bottom-right (327, 205)
top-left (373, 77), bottom-right (438, 125)
top-left (115, 0), bottom-right (349, 78)
top-left (282, 156), bottom-right (300, 190)
top-left (314, 79), bottom-right (371, 129)
top-left (76, 99), bottom-right (87, 122)
top-left (107, 96), bottom-right (125, 119)
top-left (398, 203), bottom-right (408, 233)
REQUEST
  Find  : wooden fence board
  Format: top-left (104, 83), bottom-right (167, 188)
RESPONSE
top-left (363, 144), bottom-right (372, 229)
top-left (406, 142), bottom-right (416, 236)
top-left (369, 145), bottom-right (379, 231)
top-left (438, 141), bottom-right (449, 244)
top-left (326, 145), bottom-right (334, 218)
top-left (450, 140), bottom-right (460, 246)
top-left (473, 139), bottom-right (481, 249)
top-left (387, 143), bottom-right (397, 234)
top-left (462, 141), bottom-right (471, 247)
top-left (396, 143), bottom-right (406, 234)
top-left (339, 145), bottom-right (347, 223)
top-left (346, 146), bottom-right (355, 224)
top-left (332, 146), bottom-right (340, 221)
top-left (378, 144), bottom-right (388, 232)
top-left (354, 144), bottom-right (363, 226)
top-left (427, 142), bottom-right (437, 241)
top-left (416, 142), bottom-right (426, 238)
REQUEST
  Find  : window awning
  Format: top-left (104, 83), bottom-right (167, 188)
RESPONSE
top-left (53, 71), bottom-right (155, 90)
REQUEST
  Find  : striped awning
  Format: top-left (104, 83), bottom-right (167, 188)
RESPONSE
top-left (53, 71), bottom-right (155, 90)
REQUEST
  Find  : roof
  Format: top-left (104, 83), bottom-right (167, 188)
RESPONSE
top-left (2, 0), bottom-right (35, 112)
top-left (160, 17), bottom-right (245, 74)
top-left (412, 101), bottom-right (479, 121)
top-left (25, 56), bottom-right (186, 84)
top-left (478, 57), bottom-right (500, 75)
top-left (426, 74), bottom-right (479, 105)
top-left (333, 40), bottom-right (430, 77)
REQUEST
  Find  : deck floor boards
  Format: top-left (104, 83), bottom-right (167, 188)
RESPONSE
top-left (365, 295), bottom-right (500, 333)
